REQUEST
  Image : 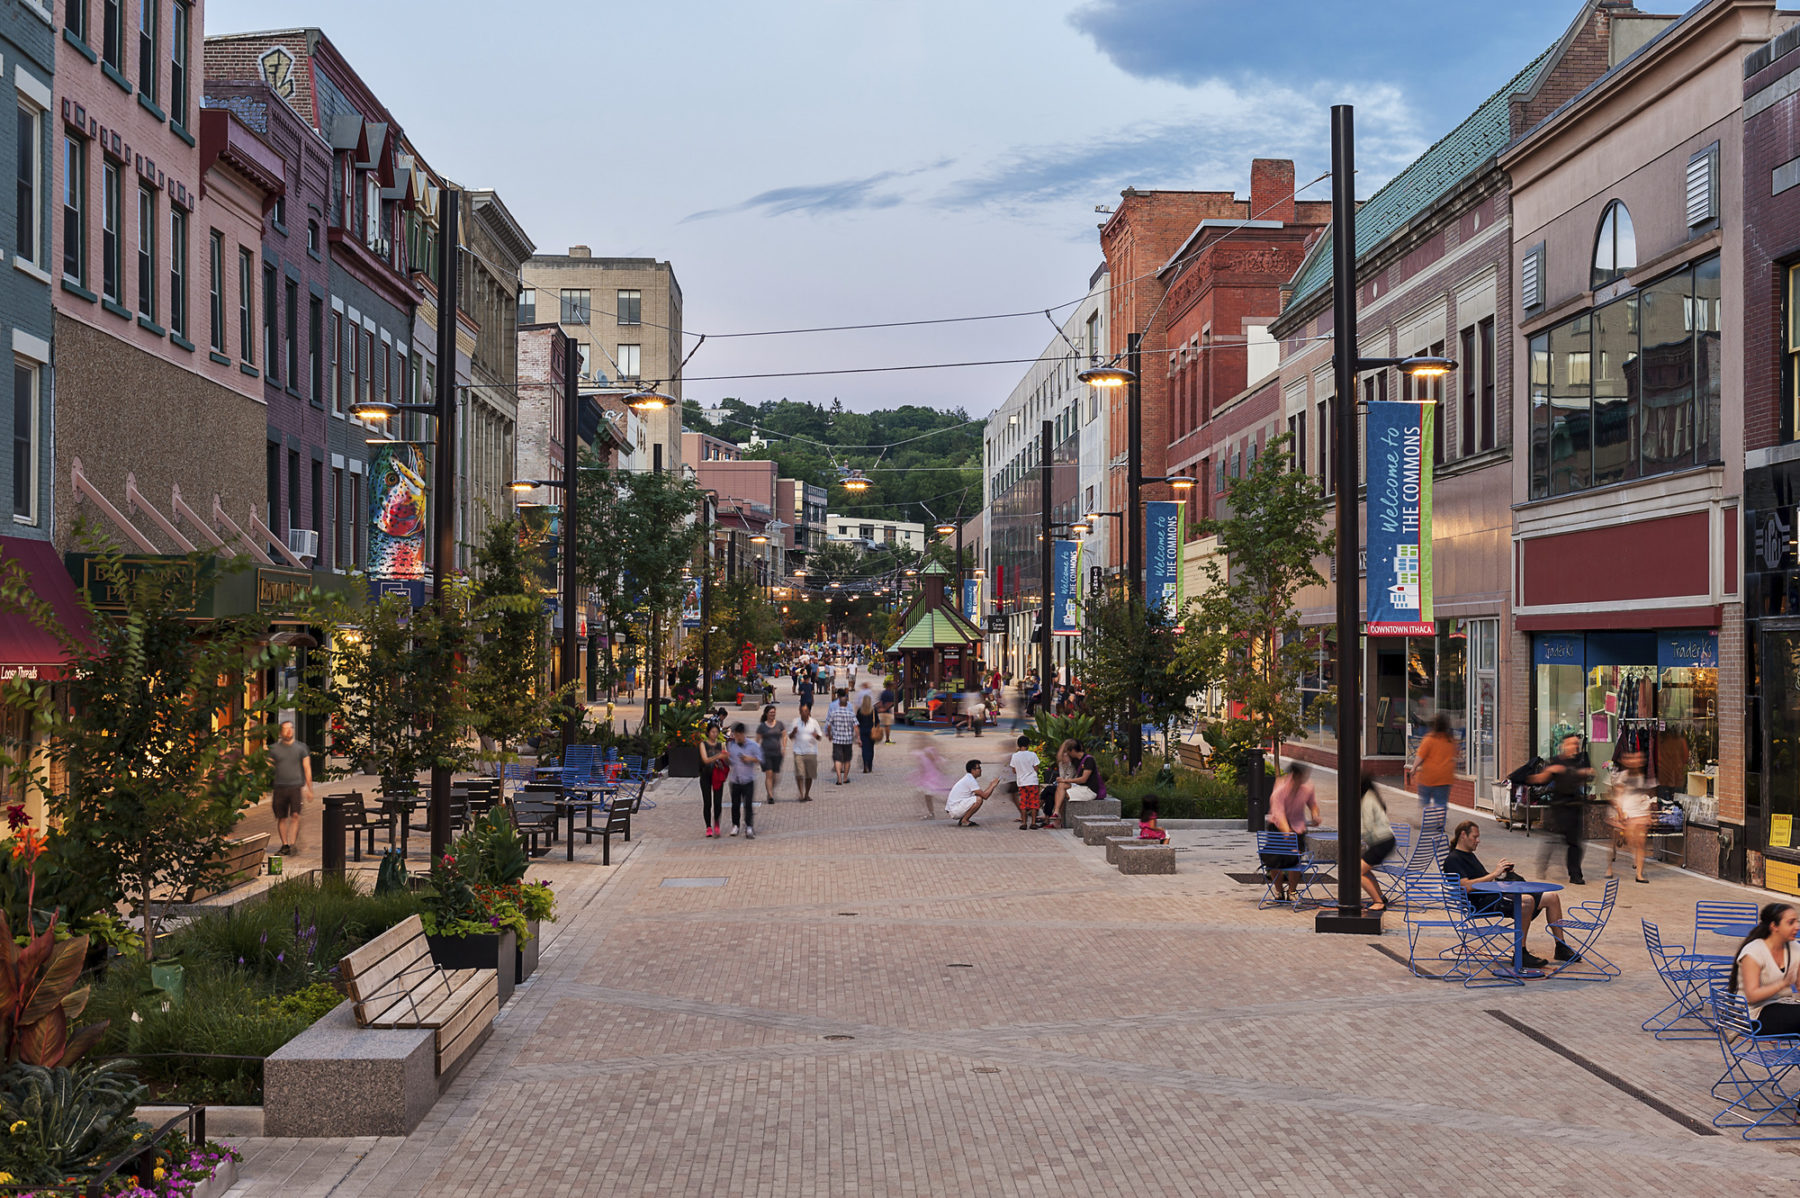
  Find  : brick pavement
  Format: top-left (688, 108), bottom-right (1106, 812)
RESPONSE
top-left (222, 707), bottom-right (1800, 1197)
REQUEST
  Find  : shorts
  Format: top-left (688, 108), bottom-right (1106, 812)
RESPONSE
top-left (764, 753), bottom-right (785, 775)
top-left (1418, 784), bottom-right (1451, 808)
top-left (1361, 836), bottom-right (1397, 866)
top-left (272, 785), bottom-right (305, 820)
top-left (1017, 784), bottom-right (1042, 814)
top-left (947, 795), bottom-right (979, 820)
top-left (832, 743), bottom-right (854, 764)
top-left (879, 712), bottom-right (895, 727)
top-left (794, 754), bottom-right (819, 780)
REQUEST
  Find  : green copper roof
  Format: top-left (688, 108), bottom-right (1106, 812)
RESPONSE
top-left (1286, 50), bottom-right (1551, 309)
top-left (887, 609), bottom-right (980, 651)
top-left (920, 560), bottom-right (950, 576)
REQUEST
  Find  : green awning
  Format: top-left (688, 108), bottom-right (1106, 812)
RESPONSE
top-left (887, 609), bottom-right (980, 652)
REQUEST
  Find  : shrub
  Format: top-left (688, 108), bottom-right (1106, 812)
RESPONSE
top-left (0, 1060), bottom-right (148, 1186)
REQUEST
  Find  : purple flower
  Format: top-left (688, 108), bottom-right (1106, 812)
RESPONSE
top-left (259, 932), bottom-right (268, 944)
top-left (237, 957), bottom-right (244, 966)
top-left (488, 915), bottom-right (500, 926)
top-left (276, 952), bottom-right (285, 963)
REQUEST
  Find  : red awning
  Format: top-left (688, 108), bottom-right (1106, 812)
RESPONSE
top-left (0, 537), bottom-right (91, 681)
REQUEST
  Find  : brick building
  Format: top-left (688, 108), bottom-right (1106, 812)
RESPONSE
top-left (456, 187), bottom-right (532, 571)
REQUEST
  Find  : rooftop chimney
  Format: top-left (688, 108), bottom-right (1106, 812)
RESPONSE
top-left (569, 245), bottom-right (591, 258)
top-left (1250, 159), bottom-right (1296, 225)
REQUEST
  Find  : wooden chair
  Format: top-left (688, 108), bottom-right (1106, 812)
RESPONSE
top-left (341, 791), bottom-right (397, 861)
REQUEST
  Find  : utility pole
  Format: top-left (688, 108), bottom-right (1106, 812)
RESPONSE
top-left (1125, 330), bottom-right (1144, 771)
top-left (428, 191), bottom-right (460, 864)
top-left (560, 335), bottom-right (581, 751)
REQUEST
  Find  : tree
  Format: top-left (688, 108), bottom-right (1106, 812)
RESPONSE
top-left (1185, 433), bottom-right (1333, 762)
top-left (467, 518), bottom-right (565, 765)
top-left (1076, 592), bottom-right (1206, 756)
top-left (0, 547), bottom-right (304, 957)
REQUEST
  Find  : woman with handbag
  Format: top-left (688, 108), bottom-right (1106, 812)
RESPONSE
top-left (699, 722), bottom-right (729, 838)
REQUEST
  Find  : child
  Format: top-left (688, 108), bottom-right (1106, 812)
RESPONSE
top-left (1137, 797), bottom-right (1168, 843)
top-left (1009, 735), bottom-right (1042, 829)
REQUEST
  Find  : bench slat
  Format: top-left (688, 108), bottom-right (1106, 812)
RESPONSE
top-left (431, 972), bottom-right (495, 1047)
top-left (435, 975), bottom-right (498, 1075)
top-left (340, 914), bottom-right (428, 986)
top-left (363, 964), bottom-right (455, 1027)
top-left (344, 934), bottom-right (435, 1012)
top-left (400, 969), bottom-right (487, 1030)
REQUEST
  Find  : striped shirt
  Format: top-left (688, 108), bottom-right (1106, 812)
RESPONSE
top-left (826, 702), bottom-right (857, 745)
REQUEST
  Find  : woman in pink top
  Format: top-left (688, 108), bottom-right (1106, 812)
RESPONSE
top-left (1263, 762), bottom-right (1321, 902)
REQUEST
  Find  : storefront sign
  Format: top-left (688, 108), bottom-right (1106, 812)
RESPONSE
top-left (78, 555), bottom-right (198, 613)
top-left (1052, 539), bottom-right (1080, 636)
top-left (1657, 631), bottom-right (1718, 670)
top-left (1773, 813), bottom-right (1793, 850)
top-left (963, 579), bottom-right (978, 623)
top-left (255, 567), bottom-right (313, 615)
top-left (370, 578), bottom-right (427, 608)
top-left (1365, 401), bottom-right (1435, 635)
top-left (1090, 565), bottom-right (1103, 598)
top-left (1145, 501), bottom-right (1183, 618)
top-left (1533, 634), bottom-right (1583, 667)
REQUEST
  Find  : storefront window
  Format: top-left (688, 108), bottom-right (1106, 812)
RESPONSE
top-left (1763, 627), bottom-right (1800, 854)
top-left (1294, 625), bottom-right (1337, 752)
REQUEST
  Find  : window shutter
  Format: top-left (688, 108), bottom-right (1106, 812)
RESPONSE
top-left (1521, 244), bottom-right (1544, 310)
top-left (1686, 146), bottom-right (1718, 228)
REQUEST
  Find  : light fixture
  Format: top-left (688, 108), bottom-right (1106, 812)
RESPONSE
top-left (934, 521), bottom-right (956, 536)
top-left (1071, 521), bottom-right (1091, 536)
top-left (841, 471), bottom-right (871, 493)
top-left (1078, 361), bottom-right (1135, 388)
top-left (794, 568), bottom-right (806, 577)
top-left (1166, 476), bottom-right (1197, 492)
top-left (626, 390), bottom-right (675, 411)
top-left (350, 401), bottom-right (400, 422)
top-left (750, 533), bottom-right (769, 544)
top-left (510, 479), bottom-right (544, 492)
top-left (903, 568), bottom-right (917, 576)
top-left (1398, 355), bottom-right (1455, 379)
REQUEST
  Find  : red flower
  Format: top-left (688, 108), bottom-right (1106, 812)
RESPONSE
top-left (3, 805), bottom-right (27, 832)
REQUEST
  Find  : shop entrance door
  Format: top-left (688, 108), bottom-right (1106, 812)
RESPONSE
top-left (1471, 620), bottom-right (1499, 809)
top-left (1761, 621), bottom-right (1800, 891)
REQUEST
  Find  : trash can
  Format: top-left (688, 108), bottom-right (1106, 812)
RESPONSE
top-left (1242, 749), bottom-right (1269, 832)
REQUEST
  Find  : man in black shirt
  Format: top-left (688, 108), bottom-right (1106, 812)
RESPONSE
top-left (1530, 733), bottom-right (1593, 885)
top-left (1442, 821), bottom-right (1575, 969)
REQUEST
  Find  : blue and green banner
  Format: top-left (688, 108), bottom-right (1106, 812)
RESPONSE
top-left (1366, 400), bottom-right (1434, 635)
top-left (963, 579), bottom-right (978, 623)
top-left (1052, 539), bottom-right (1080, 635)
top-left (1145, 501), bottom-right (1183, 617)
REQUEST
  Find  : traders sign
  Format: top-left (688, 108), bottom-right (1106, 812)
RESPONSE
top-left (1365, 401), bottom-right (1435, 636)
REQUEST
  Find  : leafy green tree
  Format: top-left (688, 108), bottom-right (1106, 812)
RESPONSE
top-left (0, 547), bottom-right (302, 957)
top-left (1077, 591), bottom-right (1206, 756)
top-left (467, 518), bottom-right (565, 765)
top-left (1184, 433), bottom-right (1333, 763)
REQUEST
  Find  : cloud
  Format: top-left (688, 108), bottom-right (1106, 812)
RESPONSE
top-left (684, 160), bottom-right (955, 222)
top-left (1067, 0), bottom-right (1574, 113)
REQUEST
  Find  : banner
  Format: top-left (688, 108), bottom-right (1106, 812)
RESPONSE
top-left (369, 444), bottom-right (426, 579)
top-left (963, 579), bottom-right (977, 623)
top-left (1366, 400), bottom-right (1435, 635)
top-left (1052, 539), bottom-right (1080, 635)
top-left (1145, 501), bottom-right (1183, 617)
top-left (681, 576), bottom-right (702, 629)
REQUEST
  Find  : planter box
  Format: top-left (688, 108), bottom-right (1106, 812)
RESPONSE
top-left (516, 919), bottom-right (540, 984)
top-left (190, 1155), bottom-right (238, 1198)
top-left (666, 742), bottom-right (702, 778)
top-left (427, 929), bottom-right (516, 1007)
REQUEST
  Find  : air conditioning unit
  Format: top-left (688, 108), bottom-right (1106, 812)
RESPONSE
top-left (287, 528), bottom-right (320, 561)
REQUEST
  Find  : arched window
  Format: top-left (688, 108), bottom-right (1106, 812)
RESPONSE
top-left (1592, 200), bottom-right (1637, 290)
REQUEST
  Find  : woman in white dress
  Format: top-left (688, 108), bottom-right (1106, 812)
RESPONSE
top-left (1606, 748), bottom-right (1655, 884)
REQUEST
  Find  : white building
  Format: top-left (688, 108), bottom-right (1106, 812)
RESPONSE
top-left (826, 514), bottom-right (925, 551)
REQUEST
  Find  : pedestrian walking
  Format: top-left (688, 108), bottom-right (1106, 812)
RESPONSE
top-left (1531, 732), bottom-right (1593, 885)
top-left (269, 720), bottom-right (313, 856)
top-left (876, 677), bottom-right (898, 743)
top-left (827, 688), bottom-right (857, 784)
top-left (757, 705), bottom-right (787, 803)
top-left (856, 693), bottom-right (877, 772)
top-left (726, 723), bottom-right (763, 839)
top-left (1359, 777), bottom-right (1396, 912)
top-left (789, 702), bottom-right (823, 801)
top-left (1606, 747), bottom-right (1655, 884)
top-left (699, 722), bottom-right (728, 838)
top-left (912, 740), bottom-right (950, 819)
top-left (1408, 713), bottom-right (1457, 808)
top-left (1010, 735), bottom-right (1042, 829)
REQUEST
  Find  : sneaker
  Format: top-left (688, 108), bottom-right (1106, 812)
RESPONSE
top-left (278, 844), bottom-right (292, 856)
top-left (1554, 942), bottom-right (1581, 962)
top-left (1520, 951), bottom-right (1549, 970)
top-left (745, 826), bottom-right (756, 839)
top-left (729, 825), bottom-right (740, 837)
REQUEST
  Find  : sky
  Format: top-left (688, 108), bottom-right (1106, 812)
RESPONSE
top-left (206, 0), bottom-right (1582, 416)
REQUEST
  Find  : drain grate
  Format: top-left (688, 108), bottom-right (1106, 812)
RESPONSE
top-left (823, 1034), bottom-right (855, 1041)
top-left (972, 1066), bottom-right (1001, 1074)
top-left (836, 912), bottom-right (858, 916)
top-left (660, 877), bottom-right (728, 888)
top-left (946, 963), bottom-right (974, 968)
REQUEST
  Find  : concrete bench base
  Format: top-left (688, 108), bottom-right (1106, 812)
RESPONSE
top-left (1106, 835), bottom-right (1166, 864)
top-left (1116, 843), bottom-right (1177, 874)
top-left (1081, 819), bottom-right (1137, 846)
top-left (1063, 798), bottom-right (1122, 825)
top-left (263, 1000), bottom-right (487, 1137)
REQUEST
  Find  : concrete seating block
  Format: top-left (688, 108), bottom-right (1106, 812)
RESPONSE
top-left (263, 1000), bottom-right (464, 1137)
top-left (1104, 836), bottom-right (1143, 865)
top-left (1064, 798), bottom-right (1122, 825)
top-left (1081, 819), bottom-right (1136, 846)
top-left (1116, 843), bottom-right (1177, 874)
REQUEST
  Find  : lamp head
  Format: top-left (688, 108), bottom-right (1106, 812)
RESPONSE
top-left (1071, 522), bottom-right (1091, 536)
top-left (1399, 355), bottom-right (1455, 379)
top-left (1166, 475), bottom-right (1197, 492)
top-left (841, 471), bottom-right (871, 493)
top-left (350, 401), bottom-right (399, 422)
top-left (626, 390), bottom-right (675, 411)
top-left (1078, 362), bottom-right (1135, 389)
top-left (509, 479), bottom-right (544, 492)
top-left (934, 522), bottom-right (957, 536)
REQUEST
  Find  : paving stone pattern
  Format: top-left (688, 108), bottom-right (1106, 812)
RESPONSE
top-left (224, 716), bottom-right (1800, 1196)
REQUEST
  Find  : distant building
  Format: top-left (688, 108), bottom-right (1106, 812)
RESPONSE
top-left (827, 514), bottom-right (924, 551)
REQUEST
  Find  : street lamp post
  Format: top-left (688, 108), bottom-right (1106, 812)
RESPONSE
top-left (1039, 419), bottom-right (1054, 703)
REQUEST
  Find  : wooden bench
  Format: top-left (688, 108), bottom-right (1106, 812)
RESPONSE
top-left (339, 914), bottom-right (498, 1077)
top-left (180, 833), bottom-right (270, 901)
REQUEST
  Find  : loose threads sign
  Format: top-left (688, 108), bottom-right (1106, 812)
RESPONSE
top-left (1366, 401), bottom-right (1434, 636)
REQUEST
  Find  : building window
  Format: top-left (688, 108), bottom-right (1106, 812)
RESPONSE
top-left (1591, 200), bottom-right (1637, 291)
top-left (351, 474), bottom-right (363, 566)
top-left (238, 248), bottom-right (254, 363)
top-left (329, 312), bottom-right (342, 415)
top-left (285, 278), bottom-right (299, 385)
top-left (16, 104), bottom-right (41, 269)
top-left (1786, 264), bottom-right (1800, 444)
top-left (67, 0), bottom-right (85, 41)
top-left (168, 1), bottom-right (188, 127)
top-left (362, 330), bottom-right (374, 406)
top-left (101, 161), bottom-right (120, 302)
top-left (617, 289), bottom-right (641, 325)
top-left (12, 360), bottom-right (38, 524)
top-left (309, 295), bottom-right (322, 405)
top-left (1459, 325), bottom-right (1477, 458)
top-left (617, 343), bottom-right (640, 379)
top-left (518, 288), bottom-right (535, 324)
top-left (207, 229), bottom-right (223, 351)
top-left (1478, 316), bottom-right (1495, 452)
top-left (137, 0), bottom-right (157, 105)
top-left (332, 467), bottom-right (344, 568)
top-left (168, 207), bottom-right (186, 338)
top-left (101, 0), bottom-right (121, 71)
top-left (1529, 254), bottom-right (1720, 499)
top-left (135, 187), bottom-right (155, 318)
top-left (576, 342), bottom-right (591, 379)
top-left (262, 264), bottom-right (277, 378)
top-left (559, 288), bottom-right (590, 324)
top-left (61, 136), bottom-right (84, 283)
top-left (306, 218), bottom-right (319, 256)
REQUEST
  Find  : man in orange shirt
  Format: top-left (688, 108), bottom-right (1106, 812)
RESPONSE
top-left (1411, 713), bottom-right (1458, 808)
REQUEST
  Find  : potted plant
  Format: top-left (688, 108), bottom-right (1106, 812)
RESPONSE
top-left (515, 879), bottom-right (555, 983)
top-left (421, 809), bottom-right (562, 1000)
top-left (661, 701), bottom-right (708, 778)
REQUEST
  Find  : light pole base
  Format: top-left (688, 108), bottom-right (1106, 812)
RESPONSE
top-left (1314, 911), bottom-right (1383, 936)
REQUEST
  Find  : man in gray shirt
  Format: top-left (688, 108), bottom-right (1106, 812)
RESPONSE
top-left (269, 721), bottom-right (313, 856)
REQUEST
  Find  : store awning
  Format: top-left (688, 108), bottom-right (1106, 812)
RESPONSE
top-left (0, 537), bottom-right (91, 680)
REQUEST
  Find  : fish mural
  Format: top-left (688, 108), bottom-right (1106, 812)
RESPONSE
top-left (369, 443), bottom-right (426, 578)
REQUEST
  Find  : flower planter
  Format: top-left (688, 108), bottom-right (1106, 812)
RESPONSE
top-left (666, 742), bottom-right (702, 778)
top-left (190, 1154), bottom-right (239, 1198)
top-left (427, 928), bottom-right (516, 1007)
top-left (516, 919), bottom-right (540, 984)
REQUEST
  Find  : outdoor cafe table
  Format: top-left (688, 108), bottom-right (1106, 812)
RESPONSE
top-left (380, 794), bottom-right (431, 858)
top-left (1470, 880), bottom-right (1563, 978)
top-left (553, 794), bottom-right (608, 862)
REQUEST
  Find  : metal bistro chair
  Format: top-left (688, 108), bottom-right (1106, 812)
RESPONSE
top-left (1401, 873), bottom-right (1462, 978)
top-left (1254, 832), bottom-right (1330, 910)
top-left (1694, 901), bottom-right (1760, 957)
top-left (1642, 919), bottom-right (1730, 1040)
top-left (1708, 986), bottom-right (1800, 1140)
top-left (1401, 804), bottom-right (1449, 879)
top-left (340, 791), bottom-right (397, 861)
top-left (501, 763), bottom-right (535, 797)
top-left (1442, 880), bottom-right (1523, 989)
top-left (1548, 877), bottom-right (1620, 980)
top-left (1374, 823), bottom-right (1416, 903)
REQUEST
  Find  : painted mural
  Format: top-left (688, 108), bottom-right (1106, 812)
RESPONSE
top-left (369, 444), bottom-right (426, 578)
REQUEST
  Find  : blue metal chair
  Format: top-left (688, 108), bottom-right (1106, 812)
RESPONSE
top-left (1694, 901), bottom-right (1760, 956)
top-left (1642, 918), bottom-right (1730, 1039)
top-left (1402, 804), bottom-right (1449, 878)
top-left (1401, 873), bottom-right (1462, 977)
top-left (1443, 879), bottom-right (1523, 988)
top-left (1374, 823), bottom-right (1415, 900)
top-left (501, 762), bottom-right (534, 797)
top-left (1255, 832), bottom-right (1317, 909)
top-left (1708, 986), bottom-right (1800, 1140)
top-left (1548, 877), bottom-right (1620, 980)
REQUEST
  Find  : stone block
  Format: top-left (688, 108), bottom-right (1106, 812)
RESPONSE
top-left (263, 1000), bottom-right (440, 1137)
top-left (1064, 798), bottom-right (1122, 825)
top-left (1104, 836), bottom-right (1143, 865)
top-left (1081, 819), bottom-right (1136, 846)
top-left (1116, 843), bottom-right (1177, 874)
